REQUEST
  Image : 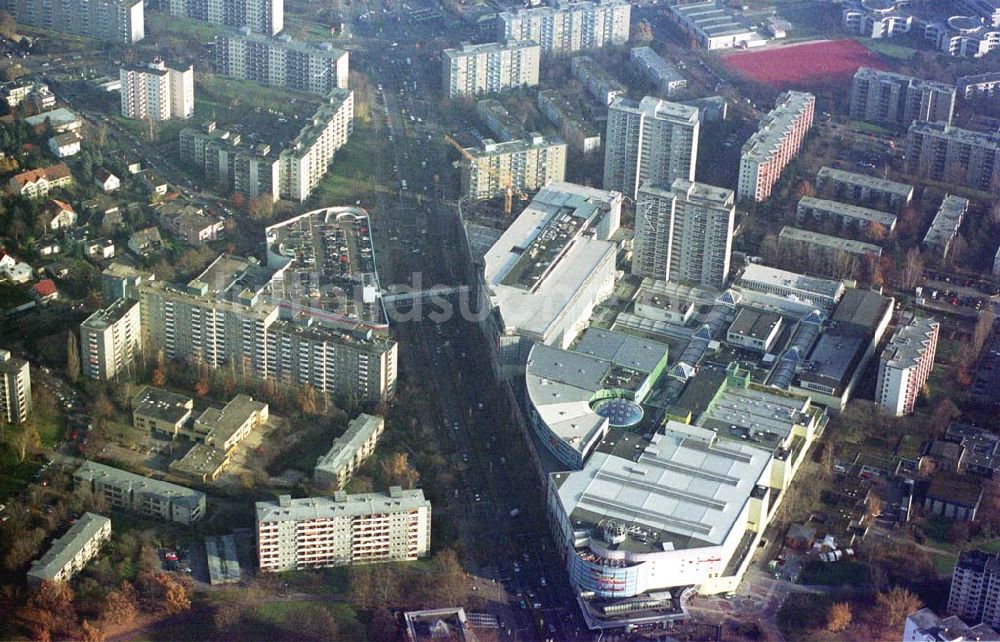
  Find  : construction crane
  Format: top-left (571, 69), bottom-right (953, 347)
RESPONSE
top-left (444, 134), bottom-right (523, 216)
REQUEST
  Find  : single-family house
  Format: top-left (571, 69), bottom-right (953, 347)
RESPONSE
top-left (128, 227), bottom-right (164, 257)
top-left (47, 132), bottom-right (81, 158)
top-left (94, 168), bottom-right (120, 192)
top-left (39, 199), bottom-right (77, 231)
top-left (32, 279), bottom-right (58, 303)
top-left (85, 238), bottom-right (115, 260)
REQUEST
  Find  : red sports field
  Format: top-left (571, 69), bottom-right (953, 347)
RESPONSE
top-left (721, 39), bottom-right (890, 90)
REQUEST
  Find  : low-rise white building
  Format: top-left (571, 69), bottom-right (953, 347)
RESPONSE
top-left (74, 461), bottom-right (206, 524)
top-left (27, 513), bottom-right (111, 586)
top-left (47, 133), bottom-right (81, 158)
top-left (315, 414), bottom-right (384, 489)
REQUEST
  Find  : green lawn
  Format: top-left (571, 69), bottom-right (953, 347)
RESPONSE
top-left (145, 12), bottom-right (224, 42)
top-left (0, 450), bottom-right (42, 501)
top-left (306, 125), bottom-right (391, 208)
top-left (858, 38), bottom-right (917, 61)
top-left (798, 560), bottom-right (869, 586)
top-left (250, 600), bottom-right (365, 640)
top-left (933, 552), bottom-right (958, 577)
top-left (848, 120), bottom-right (894, 136)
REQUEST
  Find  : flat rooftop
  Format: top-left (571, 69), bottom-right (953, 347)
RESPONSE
top-left (799, 331), bottom-right (867, 389)
top-left (133, 386), bottom-right (193, 425)
top-left (728, 308), bottom-right (781, 341)
top-left (635, 278), bottom-right (717, 315)
top-left (799, 196), bottom-right (898, 228)
top-left (779, 226), bottom-right (882, 256)
top-left (315, 414), bottom-right (384, 475)
top-left (670, 2), bottom-right (759, 38)
top-left (81, 297), bottom-right (139, 331)
top-left (816, 166), bottom-right (913, 197)
top-left (482, 183), bottom-right (618, 340)
top-left (24, 108), bottom-right (80, 128)
top-left (526, 330), bottom-right (668, 456)
top-left (853, 66), bottom-right (956, 94)
top-left (553, 425), bottom-right (770, 554)
top-left (738, 264), bottom-right (844, 302)
top-left (265, 207), bottom-right (385, 327)
top-left (184, 254), bottom-right (275, 303)
top-left (699, 385), bottom-right (811, 449)
top-left (631, 47), bottom-right (686, 85)
top-left (444, 40), bottom-right (539, 58)
top-left (612, 96), bottom-right (699, 125)
top-left (830, 288), bottom-right (892, 334)
top-left (742, 92), bottom-right (814, 163)
top-left (466, 135), bottom-right (565, 159)
top-left (255, 488), bottom-right (429, 523)
top-left (74, 461), bottom-right (206, 508)
top-left (538, 89), bottom-right (603, 133)
top-left (573, 56), bottom-right (627, 94)
top-left (908, 121), bottom-right (1000, 150)
top-left (192, 394), bottom-right (267, 445)
top-left (924, 195), bottom-right (968, 250)
top-left (222, 30), bottom-right (347, 61)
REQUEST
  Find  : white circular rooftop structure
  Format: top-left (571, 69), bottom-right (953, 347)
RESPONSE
top-left (948, 15), bottom-right (983, 32)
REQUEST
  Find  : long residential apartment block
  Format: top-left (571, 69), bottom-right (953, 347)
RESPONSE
top-left (778, 227), bottom-right (882, 262)
top-left (459, 134), bottom-right (566, 200)
top-left (279, 89), bottom-right (354, 201)
top-left (27, 513), bottom-right (111, 586)
top-left (155, 0), bottom-right (282, 35)
top-left (959, 71), bottom-right (1000, 98)
top-left (255, 488), bottom-right (431, 572)
top-left (571, 55), bottom-right (626, 106)
top-left (815, 166), bottom-right (913, 210)
top-left (74, 461), bottom-right (207, 524)
top-left (796, 196), bottom-right (898, 233)
top-left (923, 194), bottom-right (969, 259)
top-left (630, 46), bottom-right (687, 97)
top-left (498, 0), bottom-right (630, 55)
top-left (537, 89), bottom-right (602, 154)
top-left (905, 121), bottom-right (1000, 193)
top-left (633, 178), bottom-right (735, 289)
top-left (120, 60), bottom-right (194, 122)
top-left (442, 40), bottom-right (540, 98)
top-left (180, 122), bottom-right (280, 202)
top-left (215, 30), bottom-right (349, 94)
top-left (80, 298), bottom-right (142, 381)
top-left (603, 96), bottom-right (700, 200)
top-left (877, 316), bottom-right (939, 416)
top-left (737, 91), bottom-right (814, 203)
top-left (849, 67), bottom-right (955, 128)
top-left (180, 89), bottom-right (353, 202)
top-left (0, 349), bottom-right (31, 424)
top-left (121, 209), bottom-right (397, 403)
top-left (10, 0), bottom-right (144, 43)
top-left (314, 414), bottom-right (384, 489)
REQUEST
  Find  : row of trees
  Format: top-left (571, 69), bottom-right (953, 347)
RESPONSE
top-left (14, 571), bottom-right (192, 642)
top-left (825, 587), bottom-right (923, 637)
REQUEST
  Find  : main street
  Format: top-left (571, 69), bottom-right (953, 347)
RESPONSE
top-left (345, 4), bottom-right (596, 638)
